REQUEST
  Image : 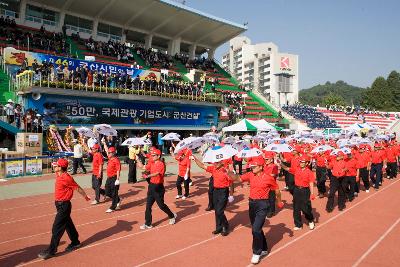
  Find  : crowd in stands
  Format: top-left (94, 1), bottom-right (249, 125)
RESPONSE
top-left (21, 61), bottom-right (206, 96)
top-left (137, 47), bottom-right (173, 69)
top-left (82, 36), bottom-right (135, 63)
top-left (0, 99), bottom-right (43, 132)
top-left (175, 54), bottom-right (215, 71)
top-left (326, 104), bottom-right (392, 118)
top-left (0, 17), bottom-right (69, 56)
top-left (283, 103), bottom-right (337, 129)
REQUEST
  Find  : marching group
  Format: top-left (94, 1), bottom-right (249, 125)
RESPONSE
top-left (38, 129), bottom-right (399, 265)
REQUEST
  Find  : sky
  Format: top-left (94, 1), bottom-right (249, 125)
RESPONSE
top-left (185, 0), bottom-right (400, 89)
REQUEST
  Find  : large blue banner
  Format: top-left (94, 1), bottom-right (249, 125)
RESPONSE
top-left (4, 47), bottom-right (159, 79)
top-left (26, 94), bottom-right (218, 128)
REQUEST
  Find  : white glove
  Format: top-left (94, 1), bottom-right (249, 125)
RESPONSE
top-left (184, 173), bottom-right (188, 180)
top-left (228, 196), bottom-right (234, 203)
top-left (114, 179), bottom-right (120, 186)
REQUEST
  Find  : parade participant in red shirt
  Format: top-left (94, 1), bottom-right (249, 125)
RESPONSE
top-left (104, 147), bottom-right (122, 213)
top-left (91, 144), bottom-right (105, 204)
top-left (279, 148), bottom-right (301, 194)
top-left (326, 151), bottom-right (347, 212)
top-left (263, 151), bottom-right (281, 217)
top-left (344, 151), bottom-right (359, 201)
top-left (174, 148), bottom-right (191, 199)
top-left (228, 156), bottom-right (281, 264)
top-left (138, 149), bottom-right (177, 229)
top-left (38, 159), bottom-right (90, 260)
top-left (314, 151), bottom-right (328, 198)
top-left (192, 153), bottom-right (233, 236)
top-left (385, 142), bottom-right (398, 179)
top-left (282, 155), bottom-right (316, 231)
top-left (370, 143), bottom-right (387, 190)
top-left (356, 144), bottom-right (371, 193)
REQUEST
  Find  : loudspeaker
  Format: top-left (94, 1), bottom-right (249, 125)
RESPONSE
top-left (32, 92), bottom-right (41, 100)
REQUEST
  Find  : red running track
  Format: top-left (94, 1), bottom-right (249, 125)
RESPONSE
top-left (0, 173), bottom-right (399, 267)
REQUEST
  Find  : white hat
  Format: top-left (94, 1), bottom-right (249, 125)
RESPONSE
top-left (7, 99), bottom-right (14, 103)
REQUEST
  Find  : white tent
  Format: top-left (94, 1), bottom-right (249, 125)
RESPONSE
top-left (222, 119), bottom-right (258, 132)
top-left (250, 119), bottom-right (276, 131)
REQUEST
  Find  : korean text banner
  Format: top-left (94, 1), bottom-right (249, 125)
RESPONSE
top-left (26, 94), bottom-right (218, 128)
top-left (3, 47), bottom-right (160, 81)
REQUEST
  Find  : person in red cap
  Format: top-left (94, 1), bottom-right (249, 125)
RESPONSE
top-left (228, 156), bottom-right (281, 264)
top-left (344, 151), bottom-right (358, 201)
top-left (355, 145), bottom-right (371, 193)
top-left (326, 151), bottom-right (347, 212)
top-left (279, 148), bottom-right (301, 194)
top-left (38, 158), bottom-right (91, 260)
top-left (192, 153), bottom-right (233, 236)
top-left (263, 151), bottom-right (281, 217)
top-left (104, 147), bottom-right (122, 213)
top-left (91, 143), bottom-right (105, 204)
top-left (370, 143), bottom-right (387, 190)
top-left (138, 148), bottom-right (177, 229)
top-left (174, 148), bottom-right (192, 200)
top-left (313, 151), bottom-right (328, 198)
top-left (281, 155), bottom-right (316, 230)
top-left (385, 142), bottom-right (398, 179)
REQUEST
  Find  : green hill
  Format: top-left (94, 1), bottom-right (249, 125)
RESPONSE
top-left (299, 81), bottom-right (366, 107)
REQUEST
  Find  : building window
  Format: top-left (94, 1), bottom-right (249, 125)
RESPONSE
top-left (26, 4), bottom-right (59, 25)
top-left (65, 14), bottom-right (93, 33)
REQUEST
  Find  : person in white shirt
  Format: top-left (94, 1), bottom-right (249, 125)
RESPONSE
top-left (72, 139), bottom-right (87, 174)
top-left (4, 99), bottom-right (15, 124)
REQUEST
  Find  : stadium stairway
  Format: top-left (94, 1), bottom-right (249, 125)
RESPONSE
top-left (0, 70), bottom-right (15, 104)
top-left (317, 109), bottom-right (397, 130)
top-left (207, 61), bottom-right (288, 125)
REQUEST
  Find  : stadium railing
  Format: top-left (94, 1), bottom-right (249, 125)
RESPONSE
top-left (15, 70), bottom-right (224, 103)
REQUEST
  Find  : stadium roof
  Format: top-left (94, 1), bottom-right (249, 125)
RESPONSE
top-left (29, 0), bottom-right (247, 53)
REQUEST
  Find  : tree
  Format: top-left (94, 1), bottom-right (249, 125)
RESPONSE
top-left (363, 76), bottom-right (390, 110)
top-left (322, 93), bottom-right (345, 107)
top-left (386, 71), bottom-right (400, 110)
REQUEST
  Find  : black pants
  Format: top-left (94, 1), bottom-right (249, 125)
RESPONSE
top-left (345, 176), bottom-right (356, 201)
top-left (72, 158), bottom-right (86, 174)
top-left (359, 167), bottom-right (370, 190)
top-left (176, 175), bottom-right (189, 197)
top-left (326, 176), bottom-right (347, 211)
top-left (267, 190), bottom-right (276, 217)
top-left (387, 162), bottom-right (398, 178)
top-left (233, 160), bottom-right (243, 175)
top-left (48, 201), bottom-right (79, 254)
top-left (105, 176), bottom-right (120, 210)
top-left (92, 175), bottom-right (105, 202)
top-left (213, 187), bottom-right (229, 231)
top-left (208, 176), bottom-right (214, 209)
top-left (370, 163), bottom-right (383, 188)
top-left (249, 199), bottom-right (269, 255)
top-left (128, 159), bottom-right (137, 183)
top-left (145, 183), bottom-right (174, 226)
top-left (316, 167), bottom-right (327, 194)
top-left (293, 187), bottom-right (314, 227)
top-left (286, 173), bottom-right (295, 195)
top-left (7, 114), bottom-right (14, 124)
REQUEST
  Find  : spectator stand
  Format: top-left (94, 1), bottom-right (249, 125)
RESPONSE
top-left (282, 103), bottom-right (338, 129)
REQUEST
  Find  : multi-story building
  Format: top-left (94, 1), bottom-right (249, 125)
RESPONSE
top-left (222, 36), bottom-right (298, 107)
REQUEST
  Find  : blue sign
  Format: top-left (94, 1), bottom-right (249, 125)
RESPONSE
top-left (26, 94), bottom-right (218, 128)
